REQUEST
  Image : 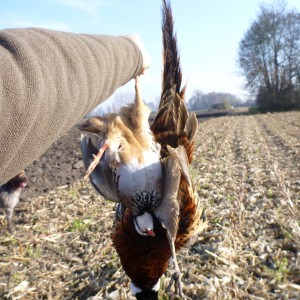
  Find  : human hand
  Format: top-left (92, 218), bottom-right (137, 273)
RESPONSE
top-left (125, 34), bottom-right (151, 75)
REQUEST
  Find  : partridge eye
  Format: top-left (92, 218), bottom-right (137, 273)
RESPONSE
top-left (118, 144), bottom-right (122, 149)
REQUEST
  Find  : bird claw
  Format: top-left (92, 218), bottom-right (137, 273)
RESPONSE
top-left (84, 142), bottom-right (109, 180)
top-left (166, 270), bottom-right (189, 299)
top-left (166, 270), bottom-right (181, 293)
top-left (165, 236), bottom-right (189, 299)
top-left (84, 154), bottom-right (101, 180)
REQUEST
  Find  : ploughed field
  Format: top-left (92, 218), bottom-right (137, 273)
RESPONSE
top-left (0, 111), bottom-right (299, 299)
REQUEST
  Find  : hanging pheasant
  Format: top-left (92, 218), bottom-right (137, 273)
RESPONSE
top-left (79, 1), bottom-right (207, 298)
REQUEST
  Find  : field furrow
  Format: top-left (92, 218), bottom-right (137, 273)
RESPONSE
top-left (268, 111), bottom-right (300, 129)
top-left (255, 115), bottom-right (300, 191)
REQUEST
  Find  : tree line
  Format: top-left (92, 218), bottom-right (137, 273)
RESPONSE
top-left (238, 0), bottom-right (300, 112)
top-left (187, 90), bottom-right (246, 111)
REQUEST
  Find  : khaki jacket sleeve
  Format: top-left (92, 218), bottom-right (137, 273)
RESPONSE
top-left (0, 28), bottom-right (143, 184)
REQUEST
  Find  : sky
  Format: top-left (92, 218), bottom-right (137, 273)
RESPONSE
top-left (1, 0), bottom-right (300, 109)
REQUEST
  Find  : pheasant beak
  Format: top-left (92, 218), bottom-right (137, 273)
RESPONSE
top-left (146, 229), bottom-right (155, 237)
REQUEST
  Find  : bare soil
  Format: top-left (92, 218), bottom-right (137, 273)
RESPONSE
top-left (21, 126), bottom-right (85, 200)
top-left (1, 111), bottom-right (300, 300)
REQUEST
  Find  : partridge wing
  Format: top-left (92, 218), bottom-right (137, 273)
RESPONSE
top-left (153, 156), bottom-right (180, 241)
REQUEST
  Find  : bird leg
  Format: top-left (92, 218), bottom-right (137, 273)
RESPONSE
top-left (84, 141), bottom-right (109, 180)
top-left (134, 76), bottom-right (142, 105)
top-left (166, 234), bottom-right (186, 299)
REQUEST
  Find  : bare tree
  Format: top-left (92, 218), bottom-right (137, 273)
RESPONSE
top-left (238, 0), bottom-right (300, 111)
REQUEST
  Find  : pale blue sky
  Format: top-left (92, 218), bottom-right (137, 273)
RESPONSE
top-left (1, 0), bottom-right (300, 107)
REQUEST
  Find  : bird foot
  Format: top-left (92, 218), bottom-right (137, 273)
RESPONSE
top-left (84, 142), bottom-right (109, 180)
top-left (166, 236), bottom-right (190, 299)
top-left (167, 270), bottom-right (189, 299)
top-left (84, 153), bottom-right (101, 180)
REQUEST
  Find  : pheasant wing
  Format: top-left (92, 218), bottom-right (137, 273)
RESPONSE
top-left (168, 145), bottom-right (208, 248)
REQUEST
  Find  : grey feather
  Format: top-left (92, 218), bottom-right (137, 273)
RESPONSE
top-left (154, 156), bottom-right (180, 240)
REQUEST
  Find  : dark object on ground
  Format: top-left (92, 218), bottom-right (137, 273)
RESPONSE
top-left (0, 171), bottom-right (28, 232)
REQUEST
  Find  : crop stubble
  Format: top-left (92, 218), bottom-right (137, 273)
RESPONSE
top-left (0, 111), bottom-right (299, 299)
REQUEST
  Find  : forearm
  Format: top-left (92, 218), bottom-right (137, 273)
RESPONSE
top-left (0, 28), bottom-right (143, 184)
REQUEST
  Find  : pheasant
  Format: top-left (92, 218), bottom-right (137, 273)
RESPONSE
top-left (79, 0), bottom-right (207, 298)
top-left (0, 170), bottom-right (28, 232)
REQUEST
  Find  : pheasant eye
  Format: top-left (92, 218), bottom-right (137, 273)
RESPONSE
top-left (118, 144), bottom-right (122, 149)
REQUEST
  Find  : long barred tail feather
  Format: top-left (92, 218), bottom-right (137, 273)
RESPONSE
top-left (160, 0), bottom-right (184, 104)
top-left (151, 0), bottom-right (197, 163)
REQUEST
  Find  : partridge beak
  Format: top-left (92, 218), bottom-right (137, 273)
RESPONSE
top-left (146, 229), bottom-right (155, 237)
